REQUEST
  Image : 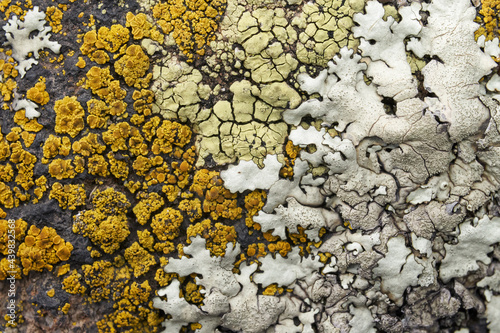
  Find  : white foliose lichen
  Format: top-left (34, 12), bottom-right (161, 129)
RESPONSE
top-left (3, 6), bottom-right (61, 78)
top-left (154, 0), bottom-right (500, 331)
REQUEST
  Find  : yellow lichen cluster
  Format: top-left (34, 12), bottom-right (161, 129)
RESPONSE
top-left (45, 6), bottom-right (63, 34)
top-left (190, 169), bottom-right (242, 220)
top-left (0, 49), bottom-right (18, 108)
top-left (150, 207), bottom-right (183, 254)
top-left (133, 192), bottom-right (164, 225)
top-left (81, 260), bottom-right (130, 302)
top-left (26, 77), bottom-right (50, 105)
top-left (126, 12), bottom-right (163, 43)
top-left (72, 188), bottom-right (130, 254)
top-left (124, 242), bottom-right (156, 277)
top-left (475, 0), bottom-right (500, 41)
top-left (153, 0), bottom-right (227, 60)
top-left (49, 182), bottom-right (86, 210)
top-left (54, 96), bottom-right (85, 138)
top-left (0, 218), bottom-right (27, 255)
top-left (114, 44), bottom-right (152, 88)
top-left (186, 219), bottom-right (237, 256)
top-left (0, 125), bottom-right (40, 207)
top-left (80, 25), bottom-right (129, 62)
top-left (62, 269), bottom-right (87, 295)
top-left (17, 225), bottom-right (73, 275)
top-left (244, 190), bottom-right (266, 232)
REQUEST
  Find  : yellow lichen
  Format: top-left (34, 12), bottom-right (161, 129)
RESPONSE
top-left (124, 242), bottom-right (156, 277)
top-left (42, 135), bottom-right (71, 161)
top-left (153, 0), bottom-right (227, 60)
top-left (476, 0), bottom-right (500, 41)
top-left (72, 188), bottom-right (130, 254)
top-left (48, 158), bottom-right (77, 180)
top-left (26, 78), bottom-right (50, 105)
top-left (54, 96), bottom-right (85, 138)
top-left (186, 219), bottom-right (237, 257)
top-left (114, 44), bottom-right (152, 88)
top-left (49, 182), bottom-right (86, 210)
top-left (45, 6), bottom-right (63, 33)
top-left (126, 12), bottom-right (163, 43)
top-left (190, 169), bottom-right (242, 220)
top-left (62, 269), bottom-right (87, 295)
top-left (133, 192), bottom-right (164, 225)
top-left (18, 225), bottom-right (73, 275)
top-left (0, 218), bottom-right (27, 255)
top-left (87, 155), bottom-right (110, 177)
top-left (72, 133), bottom-right (106, 157)
top-left (107, 152), bottom-right (129, 180)
top-left (151, 207), bottom-right (183, 241)
top-left (244, 190), bottom-right (266, 231)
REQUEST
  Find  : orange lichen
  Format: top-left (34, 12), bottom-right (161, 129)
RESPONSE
top-left (49, 182), bottom-right (86, 210)
top-left (246, 243), bottom-right (267, 259)
top-left (54, 96), bottom-right (85, 138)
top-left (18, 225), bottom-right (73, 275)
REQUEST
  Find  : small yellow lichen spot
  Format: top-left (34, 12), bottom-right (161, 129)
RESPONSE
top-left (75, 57), bottom-right (86, 69)
top-left (60, 303), bottom-right (70, 314)
top-left (57, 264), bottom-right (70, 276)
top-left (46, 288), bottom-right (55, 297)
